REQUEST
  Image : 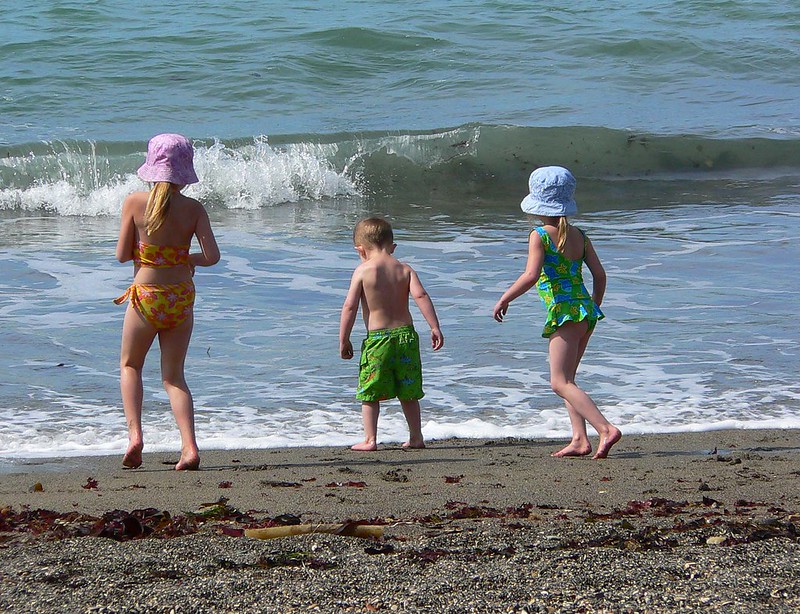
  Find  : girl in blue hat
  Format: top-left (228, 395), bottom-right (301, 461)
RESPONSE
top-left (493, 166), bottom-right (621, 459)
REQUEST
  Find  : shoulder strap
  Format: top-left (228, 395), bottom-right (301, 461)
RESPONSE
top-left (532, 226), bottom-right (549, 244)
top-left (576, 227), bottom-right (587, 259)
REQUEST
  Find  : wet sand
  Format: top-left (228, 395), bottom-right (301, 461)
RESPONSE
top-left (1, 429), bottom-right (799, 612)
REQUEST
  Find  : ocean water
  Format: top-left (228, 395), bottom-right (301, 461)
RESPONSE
top-left (1, 1), bottom-right (799, 461)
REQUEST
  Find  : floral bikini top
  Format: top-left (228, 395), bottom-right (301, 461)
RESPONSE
top-left (133, 241), bottom-right (190, 268)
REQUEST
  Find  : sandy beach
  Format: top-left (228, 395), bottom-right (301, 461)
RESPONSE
top-left (2, 429), bottom-right (799, 612)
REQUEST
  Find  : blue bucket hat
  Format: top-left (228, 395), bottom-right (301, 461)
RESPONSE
top-left (520, 166), bottom-right (578, 217)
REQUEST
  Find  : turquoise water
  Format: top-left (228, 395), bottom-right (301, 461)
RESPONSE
top-left (0, 1), bottom-right (798, 460)
top-left (3, 0), bottom-right (799, 144)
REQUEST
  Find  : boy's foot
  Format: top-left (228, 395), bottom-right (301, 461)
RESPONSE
top-left (402, 439), bottom-right (425, 449)
top-left (351, 441), bottom-right (378, 452)
top-left (122, 443), bottom-right (143, 469)
top-left (551, 442), bottom-right (592, 457)
top-left (593, 427), bottom-right (622, 460)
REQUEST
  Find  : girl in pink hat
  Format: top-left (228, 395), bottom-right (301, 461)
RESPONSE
top-left (114, 134), bottom-right (220, 470)
top-left (493, 166), bottom-right (621, 459)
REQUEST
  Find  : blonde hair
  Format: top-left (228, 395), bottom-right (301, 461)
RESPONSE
top-left (556, 216), bottom-right (570, 253)
top-left (144, 182), bottom-right (172, 235)
top-left (354, 217), bottom-right (393, 247)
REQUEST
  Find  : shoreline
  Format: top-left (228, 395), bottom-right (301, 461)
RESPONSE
top-left (2, 429), bottom-right (799, 612)
top-left (2, 429), bottom-right (800, 516)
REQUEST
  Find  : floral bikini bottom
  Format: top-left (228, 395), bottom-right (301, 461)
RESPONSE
top-left (114, 280), bottom-right (195, 330)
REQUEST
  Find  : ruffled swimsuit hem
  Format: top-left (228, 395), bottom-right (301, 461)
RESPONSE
top-left (542, 302), bottom-right (605, 338)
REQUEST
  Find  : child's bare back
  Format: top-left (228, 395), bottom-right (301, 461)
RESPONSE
top-left (355, 252), bottom-right (415, 331)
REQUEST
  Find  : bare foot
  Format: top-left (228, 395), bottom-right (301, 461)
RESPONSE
top-left (351, 441), bottom-right (378, 452)
top-left (551, 442), bottom-right (592, 458)
top-left (593, 427), bottom-right (622, 460)
top-left (175, 454), bottom-right (200, 471)
top-left (402, 439), bottom-right (425, 449)
top-left (122, 443), bottom-right (143, 469)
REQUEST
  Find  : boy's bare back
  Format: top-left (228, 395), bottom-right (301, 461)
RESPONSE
top-left (355, 252), bottom-right (415, 331)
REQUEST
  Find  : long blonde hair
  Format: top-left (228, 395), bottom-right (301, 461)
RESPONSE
top-left (556, 216), bottom-right (570, 252)
top-left (144, 182), bottom-right (172, 235)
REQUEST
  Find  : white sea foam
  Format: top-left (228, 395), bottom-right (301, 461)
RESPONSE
top-left (1, 201), bottom-right (799, 459)
top-left (0, 138), bottom-right (360, 216)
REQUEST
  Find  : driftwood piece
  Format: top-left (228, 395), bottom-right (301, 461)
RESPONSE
top-left (245, 523), bottom-right (384, 540)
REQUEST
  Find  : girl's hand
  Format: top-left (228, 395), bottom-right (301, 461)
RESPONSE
top-left (493, 300), bottom-right (508, 322)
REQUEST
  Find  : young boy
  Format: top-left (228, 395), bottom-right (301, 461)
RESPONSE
top-left (340, 217), bottom-right (444, 451)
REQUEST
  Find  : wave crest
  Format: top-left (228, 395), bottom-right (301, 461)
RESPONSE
top-left (2, 125), bottom-right (799, 216)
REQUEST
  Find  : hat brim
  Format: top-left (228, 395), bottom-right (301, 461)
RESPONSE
top-left (520, 194), bottom-right (577, 216)
top-left (137, 164), bottom-right (199, 185)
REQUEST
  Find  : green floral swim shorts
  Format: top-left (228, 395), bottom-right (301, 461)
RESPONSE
top-left (356, 325), bottom-right (424, 402)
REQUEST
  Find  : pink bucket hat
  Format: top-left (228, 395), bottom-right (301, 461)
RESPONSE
top-left (137, 133), bottom-right (199, 185)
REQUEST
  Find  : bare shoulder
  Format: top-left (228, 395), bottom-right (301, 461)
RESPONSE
top-left (173, 193), bottom-right (207, 222)
top-left (175, 193), bottom-right (204, 209)
top-left (122, 191), bottom-right (148, 210)
top-left (399, 259), bottom-right (415, 273)
top-left (351, 259), bottom-right (370, 278)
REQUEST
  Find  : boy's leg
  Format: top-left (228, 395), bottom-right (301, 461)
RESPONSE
top-left (352, 401), bottom-right (380, 451)
top-left (399, 398), bottom-right (425, 449)
top-left (158, 316), bottom-right (200, 470)
top-left (119, 306), bottom-right (158, 468)
top-left (395, 329), bottom-right (424, 448)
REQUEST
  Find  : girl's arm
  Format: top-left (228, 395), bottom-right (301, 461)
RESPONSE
top-left (583, 237), bottom-right (606, 306)
top-left (189, 207), bottom-right (221, 268)
top-left (115, 196), bottom-right (137, 263)
top-left (493, 231), bottom-right (544, 322)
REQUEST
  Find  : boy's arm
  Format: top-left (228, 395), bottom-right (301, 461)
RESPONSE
top-left (583, 237), bottom-right (606, 307)
top-left (339, 269), bottom-right (363, 359)
top-left (409, 268), bottom-right (444, 351)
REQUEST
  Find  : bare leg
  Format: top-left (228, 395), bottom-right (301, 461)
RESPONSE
top-left (399, 398), bottom-right (425, 449)
top-left (351, 401), bottom-right (379, 451)
top-left (552, 327), bottom-right (593, 457)
top-left (552, 403), bottom-right (593, 457)
top-left (158, 315), bottom-right (200, 470)
top-left (549, 321), bottom-right (621, 460)
top-left (120, 306), bottom-right (157, 468)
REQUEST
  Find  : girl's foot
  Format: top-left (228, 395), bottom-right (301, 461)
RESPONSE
top-left (175, 450), bottom-right (200, 470)
top-left (402, 439), bottom-right (425, 449)
top-left (351, 441), bottom-right (378, 452)
top-left (175, 458), bottom-right (200, 470)
top-left (551, 442), bottom-right (592, 458)
top-left (593, 427), bottom-right (622, 460)
top-left (122, 443), bottom-right (143, 468)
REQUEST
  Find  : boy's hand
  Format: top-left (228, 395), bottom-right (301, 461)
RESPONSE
top-left (340, 339), bottom-right (353, 360)
top-left (492, 300), bottom-right (508, 322)
top-left (431, 328), bottom-right (444, 351)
